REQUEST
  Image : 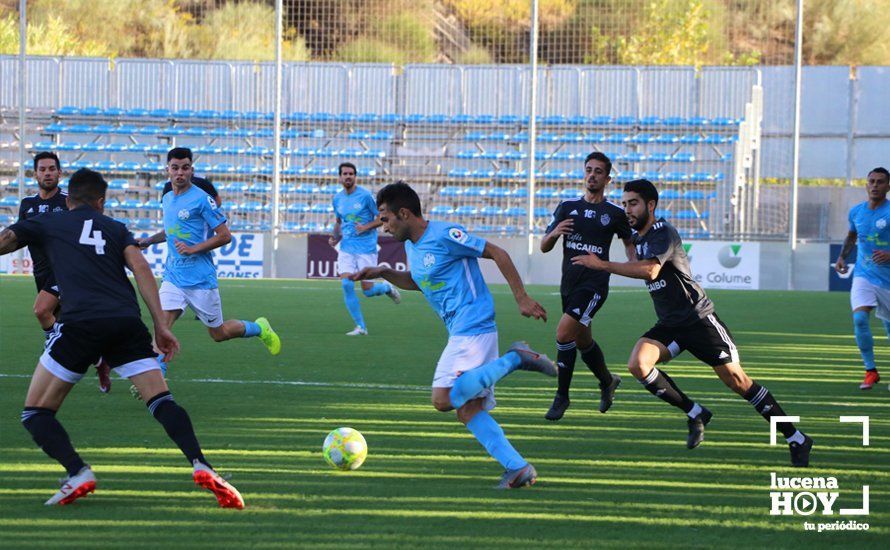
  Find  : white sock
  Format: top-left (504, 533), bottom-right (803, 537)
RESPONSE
top-left (786, 430), bottom-right (805, 445)
top-left (687, 403), bottom-right (702, 419)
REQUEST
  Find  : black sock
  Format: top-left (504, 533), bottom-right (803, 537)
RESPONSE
top-left (744, 382), bottom-right (796, 438)
top-left (640, 368), bottom-right (695, 413)
top-left (579, 341), bottom-right (612, 386)
top-left (147, 392), bottom-right (210, 468)
top-left (555, 341), bottom-right (577, 398)
top-left (21, 407), bottom-right (86, 477)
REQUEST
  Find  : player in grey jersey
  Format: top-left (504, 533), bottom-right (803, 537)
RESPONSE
top-left (572, 179), bottom-right (812, 467)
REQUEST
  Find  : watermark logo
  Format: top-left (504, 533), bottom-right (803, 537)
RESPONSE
top-left (768, 416), bottom-right (870, 532)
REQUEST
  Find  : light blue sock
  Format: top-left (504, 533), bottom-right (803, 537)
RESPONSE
top-left (363, 282), bottom-right (392, 297)
top-left (853, 310), bottom-right (876, 370)
top-left (341, 278), bottom-right (366, 329)
top-left (449, 352), bottom-right (522, 409)
top-left (466, 411), bottom-right (527, 471)
top-left (241, 320), bottom-right (261, 338)
top-left (157, 353), bottom-right (167, 377)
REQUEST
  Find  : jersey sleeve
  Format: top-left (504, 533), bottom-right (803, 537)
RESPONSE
top-left (440, 225), bottom-right (486, 258)
top-left (613, 207), bottom-right (632, 240)
top-left (544, 202), bottom-right (565, 234)
top-left (199, 194), bottom-right (227, 229)
top-left (363, 192), bottom-right (378, 222)
top-left (849, 206), bottom-right (857, 233)
top-left (332, 195), bottom-right (341, 222)
top-left (646, 227), bottom-right (678, 265)
top-left (17, 199), bottom-right (27, 222)
top-left (7, 216), bottom-right (43, 246)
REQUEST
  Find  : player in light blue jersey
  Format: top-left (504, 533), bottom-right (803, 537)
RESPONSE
top-left (329, 162), bottom-right (400, 336)
top-left (351, 182), bottom-right (557, 488)
top-left (137, 148), bottom-right (280, 378)
top-left (836, 167), bottom-right (890, 390)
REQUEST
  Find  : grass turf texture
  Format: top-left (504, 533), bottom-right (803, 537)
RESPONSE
top-left (0, 275), bottom-right (887, 548)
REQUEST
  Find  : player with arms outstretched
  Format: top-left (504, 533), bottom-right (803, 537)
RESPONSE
top-left (351, 182), bottom-right (557, 488)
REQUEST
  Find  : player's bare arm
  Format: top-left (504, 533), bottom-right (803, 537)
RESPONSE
top-left (329, 219), bottom-right (342, 246)
top-left (124, 245), bottom-right (180, 362)
top-left (482, 241), bottom-right (547, 321)
top-left (354, 218), bottom-right (383, 235)
top-left (0, 228), bottom-right (22, 255)
top-left (572, 252), bottom-right (662, 280)
top-left (622, 236), bottom-right (637, 261)
top-left (836, 229), bottom-right (857, 273)
top-left (540, 218), bottom-right (573, 253)
top-left (137, 230), bottom-right (166, 249)
top-left (174, 223), bottom-right (232, 256)
top-left (350, 266), bottom-right (419, 291)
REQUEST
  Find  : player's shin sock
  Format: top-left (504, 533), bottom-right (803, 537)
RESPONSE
top-left (853, 310), bottom-right (876, 370)
top-left (743, 382), bottom-right (804, 443)
top-left (466, 411), bottom-right (527, 471)
top-left (147, 392), bottom-right (211, 468)
top-left (341, 278), bottom-right (366, 328)
top-left (555, 341), bottom-right (577, 398)
top-left (449, 353), bottom-right (522, 409)
top-left (579, 341), bottom-right (613, 386)
top-left (240, 320), bottom-right (261, 338)
top-left (362, 282), bottom-right (392, 297)
top-left (21, 408), bottom-right (86, 477)
top-left (639, 367), bottom-right (695, 413)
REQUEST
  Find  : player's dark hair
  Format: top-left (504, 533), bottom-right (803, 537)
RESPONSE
top-left (377, 180), bottom-right (422, 217)
top-left (167, 147), bottom-right (193, 163)
top-left (624, 179), bottom-right (659, 207)
top-left (869, 167), bottom-right (890, 181)
top-left (339, 162), bottom-right (357, 176)
top-left (584, 151), bottom-right (612, 175)
top-left (33, 151), bottom-right (61, 171)
top-left (67, 168), bottom-right (108, 204)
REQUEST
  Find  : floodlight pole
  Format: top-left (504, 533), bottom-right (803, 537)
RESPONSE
top-left (788, 0), bottom-right (804, 289)
top-left (527, 0), bottom-right (540, 268)
top-left (271, 0), bottom-right (283, 278)
top-left (16, 0), bottom-right (26, 270)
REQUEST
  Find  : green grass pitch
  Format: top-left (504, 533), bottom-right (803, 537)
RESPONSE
top-left (0, 276), bottom-right (887, 548)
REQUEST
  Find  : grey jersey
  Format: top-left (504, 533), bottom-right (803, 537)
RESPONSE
top-left (634, 219), bottom-right (714, 326)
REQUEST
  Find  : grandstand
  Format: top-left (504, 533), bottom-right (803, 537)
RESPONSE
top-left (0, 60), bottom-right (760, 240)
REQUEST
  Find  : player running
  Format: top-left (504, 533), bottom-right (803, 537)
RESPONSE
top-left (573, 179), bottom-right (813, 466)
top-left (351, 182), bottom-right (557, 488)
top-left (0, 168), bottom-right (244, 508)
top-left (19, 152), bottom-right (112, 393)
top-left (540, 152), bottom-right (634, 420)
top-left (136, 148), bottom-right (280, 380)
top-left (835, 167), bottom-right (890, 390)
top-left (329, 162), bottom-right (400, 336)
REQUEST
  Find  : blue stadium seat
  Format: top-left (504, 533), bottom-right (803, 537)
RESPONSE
top-left (689, 172), bottom-right (714, 183)
top-left (534, 207), bottom-right (550, 218)
top-left (622, 152), bottom-right (646, 163)
top-left (664, 172), bottom-right (689, 182)
top-left (286, 202), bottom-right (310, 213)
top-left (310, 203), bottom-right (333, 214)
top-left (660, 189), bottom-right (683, 200)
top-left (606, 133), bottom-right (631, 143)
top-left (0, 196), bottom-right (19, 206)
top-left (143, 162), bottom-right (166, 173)
top-left (236, 165), bottom-right (260, 175)
top-left (614, 116), bottom-right (637, 125)
top-left (119, 199), bottom-right (142, 209)
top-left (183, 127), bottom-right (209, 137)
top-left (430, 205), bottom-right (454, 216)
top-left (653, 134), bottom-right (679, 144)
top-left (646, 152), bottom-right (671, 163)
top-left (683, 190), bottom-right (707, 200)
top-left (675, 210), bottom-right (699, 220)
top-left (640, 116), bottom-right (661, 126)
top-left (559, 188), bottom-right (579, 199)
top-left (672, 153), bottom-right (695, 162)
top-left (480, 206), bottom-right (504, 217)
top-left (455, 205), bottom-right (479, 216)
top-left (494, 169), bottom-right (520, 180)
top-left (503, 207), bottom-right (525, 218)
top-left (142, 199), bottom-right (161, 211)
top-left (94, 160), bottom-right (117, 172)
top-left (448, 168), bottom-right (472, 178)
top-left (248, 182), bottom-right (272, 195)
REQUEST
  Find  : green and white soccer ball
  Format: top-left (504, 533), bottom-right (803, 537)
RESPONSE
top-left (322, 427), bottom-right (368, 471)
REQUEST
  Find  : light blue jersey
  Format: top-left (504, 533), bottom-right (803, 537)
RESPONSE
top-left (162, 184), bottom-right (227, 289)
top-left (405, 221), bottom-right (496, 336)
top-left (849, 200), bottom-right (890, 289)
top-left (333, 186), bottom-right (378, 255)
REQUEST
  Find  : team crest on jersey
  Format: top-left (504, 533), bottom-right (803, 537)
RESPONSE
top-left (52, 206), bottom-right (64, 212)
top-left (178, 208), bottom-right (190, 220)
top-left (423, 253), bottom-right (436, 268)
top-left (877, 218), bottom-right (887, 229)
top-left (352, 202), bottom-right (360, 209)
top-left (600, 213), bottom-right (611, 226)
top-left (448, 228), bottom-right (469, 244)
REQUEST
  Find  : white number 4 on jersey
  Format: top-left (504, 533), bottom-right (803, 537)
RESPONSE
top-left (78, 219), bottom-right (106, 254)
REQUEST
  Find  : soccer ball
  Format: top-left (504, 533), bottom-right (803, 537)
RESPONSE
top-left (322, 427), bottom-right (368, 471)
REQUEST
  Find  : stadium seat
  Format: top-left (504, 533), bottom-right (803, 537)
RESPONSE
top-left (430, 205), bottom-right (454, 216)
